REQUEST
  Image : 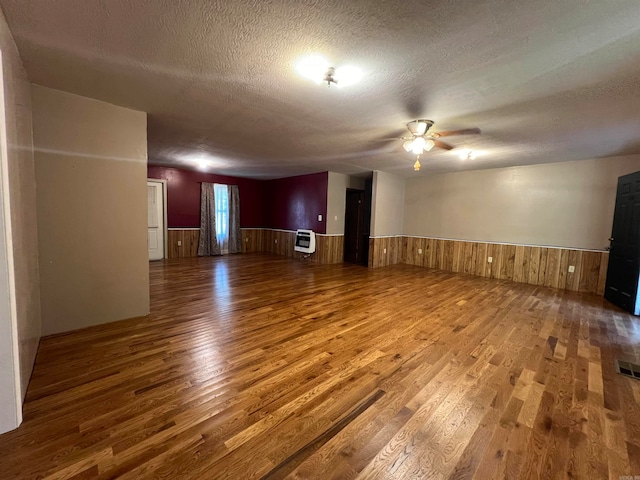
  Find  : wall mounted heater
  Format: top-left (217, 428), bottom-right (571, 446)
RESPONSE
top-left (294, 229), bottom-right (316, 254)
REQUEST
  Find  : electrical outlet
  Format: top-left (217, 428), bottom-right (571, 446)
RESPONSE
top-left (418, 248), bottom-right (423, 254)
top-left (487, 256), bottom-right (493, 263)
top-left (275, 238), bottom-right (278, 244)
top-left (177, 240), bottom-right (182, 246)
top-left (244, 238), bottom-right (248, 242)
top-left (383, 248), bottom-right (387, 254)
top-left (568, 265), bottom-right (575, 273)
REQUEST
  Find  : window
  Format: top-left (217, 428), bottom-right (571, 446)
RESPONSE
top-left (214, 184), bottom-right (229, 253)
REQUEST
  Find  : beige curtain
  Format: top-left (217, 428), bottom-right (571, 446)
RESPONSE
top-left (228, 185), bottom-right (242, 254)
top-left (197, 182), bottom-right (221, 256)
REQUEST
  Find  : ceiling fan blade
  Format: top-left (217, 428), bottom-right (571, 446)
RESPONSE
top-left (369, 135), bottom-right (414, 143)
top-left (433, 139), bottom-right (454, 150)
top-left (369, 128), bottom-right (411, 143)
top-left (432, 128), bottom-right (481, 138)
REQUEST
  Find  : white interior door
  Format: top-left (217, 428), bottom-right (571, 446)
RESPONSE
top-left (147, 181), bottom-right (165, 261)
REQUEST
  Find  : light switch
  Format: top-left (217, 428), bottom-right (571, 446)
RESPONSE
top-left (318, 214), bottom-right (323, 221)
top-left (383, 248), bottom-right (387, 254)
top-left (418, 248), bottom-right (423, 254)
top-left (487, 256), bottom-right (493, 263)
top-left (334, 215), bottom-right (338, 221)
top-left (568, 265), bottom-right (575, 273)
top-left (178, 240), bottom-right (182, 246)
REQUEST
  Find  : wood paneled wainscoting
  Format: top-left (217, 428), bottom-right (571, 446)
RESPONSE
top-left (170, 231), bottom-right (607, 294)
top-left (242, 228), bottom-right (344, 264)
top-left (314, 235), bottom-right (344, 264)
top-left (368, 236), bottom-right (403, 268)
top-left (369, 236), bottom-right (607, 295)
top-left (400, 236), bottom-right (608, 295)
top-left (168, 228), bottom-right (343, 264)
top-left (241, 228), bottom-right (264, 253)
top-left (167, 229), bottom-right (200, 258)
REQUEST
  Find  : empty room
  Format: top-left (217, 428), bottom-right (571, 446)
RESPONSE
top-left (0, 1), bottom-right (639, 479)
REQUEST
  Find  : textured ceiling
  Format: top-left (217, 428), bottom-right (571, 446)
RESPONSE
top-left (2, 0), bottom-right (640, 178)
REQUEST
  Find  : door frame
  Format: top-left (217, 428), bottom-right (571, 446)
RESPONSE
top-left (0, 48), bottom-right (22, 433)
top-left (147, 179), bottom-right (168, 260)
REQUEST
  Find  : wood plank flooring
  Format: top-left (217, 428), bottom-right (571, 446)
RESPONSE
top-left (1, 253), bottom-right (640, 479)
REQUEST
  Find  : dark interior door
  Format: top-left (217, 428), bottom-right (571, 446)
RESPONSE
top-left (605, 171), bottom-right (640, 315)
top-left (344, 189), bottom-right (365, 264)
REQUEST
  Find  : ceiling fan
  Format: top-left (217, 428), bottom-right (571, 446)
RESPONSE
top-left (398, 119), bottom-right (481, 170)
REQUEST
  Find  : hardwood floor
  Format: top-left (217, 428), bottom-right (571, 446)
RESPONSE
top-left (1, 254), bottom-right (640, 479)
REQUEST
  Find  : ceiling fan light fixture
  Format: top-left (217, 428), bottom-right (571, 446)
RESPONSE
top-left (398, 119), bottom-right (481, 170)
top-left (424, 139), bottom-right (435, 152)
top-left (402, 140), bottom-right (414, 152)
top-left (411, 136), bottom-right (426, 154)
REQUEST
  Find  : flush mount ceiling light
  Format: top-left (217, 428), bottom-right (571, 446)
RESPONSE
top-left (296, 55), bottom-right (362, 88)
top-left (180, 152), bottom-right (227, 171)
top-left (196, 159), bottom-right (210, 170)
top-left (459, 149), bottom-right (480, 160)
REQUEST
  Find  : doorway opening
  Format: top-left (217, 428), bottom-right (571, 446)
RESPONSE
top-left (147, 179), bottom-right (167, 261)
top-left (343, 181), bottom-right (372, 265)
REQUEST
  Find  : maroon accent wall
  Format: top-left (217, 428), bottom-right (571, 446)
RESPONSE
top-left (264, 172), bottom-right (328, 234)
top-left (147, 166), bottom-right (328, 233)
top-left (147, 165), bottom-right (265, 228)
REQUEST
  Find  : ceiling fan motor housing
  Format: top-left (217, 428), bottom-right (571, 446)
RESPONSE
top-left (407, 119), bottom-right (434, 136)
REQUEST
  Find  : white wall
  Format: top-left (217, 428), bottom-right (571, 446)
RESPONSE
top-left (326, 172), bottom-right (349, 235)
top-left (404, 156), bottom-right (640, 250)
top-left (326, 173), bottom-right (366, 235)
top-left (371, 171), bottom-right (405, 237)
top-left (32, 85), bottom-right (149, 335)
top-left (0, 7), bottom-right (41, 433)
